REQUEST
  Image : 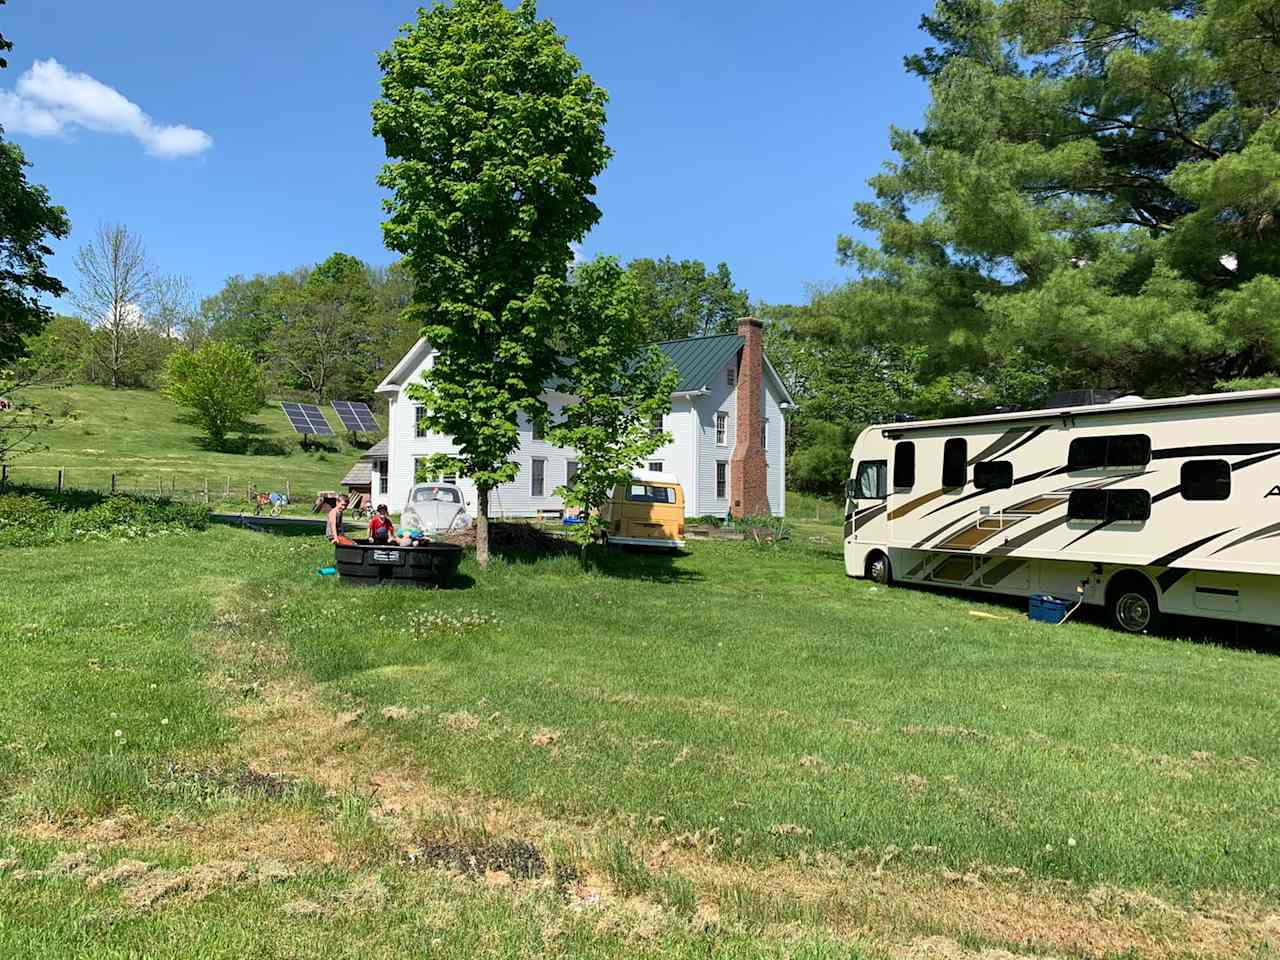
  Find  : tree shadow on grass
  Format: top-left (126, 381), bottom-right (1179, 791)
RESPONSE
top-left (482, 540), bottom-right (704, 584)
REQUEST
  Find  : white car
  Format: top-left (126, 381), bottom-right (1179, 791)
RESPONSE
top-left (400, 483), bottom-right (472, 536)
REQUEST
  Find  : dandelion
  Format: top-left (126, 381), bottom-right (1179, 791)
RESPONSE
top-left (113, 729), bottom-right (123, 738)
top-left (160, 718), bottom-right (169, 726)
top-left (1067, 837), bottom-right (1077, 847)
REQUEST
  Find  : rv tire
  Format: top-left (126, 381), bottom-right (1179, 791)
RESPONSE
top-left (1107, 574), bottom-right (1160, 634)
top-left (866, 551), bottom-right (892, 586)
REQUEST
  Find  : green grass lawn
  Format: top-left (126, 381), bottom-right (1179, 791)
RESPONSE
top-left (10, 386), bottom-right (380, 505)
top-left (1, 517), bottom-right (1278, 958)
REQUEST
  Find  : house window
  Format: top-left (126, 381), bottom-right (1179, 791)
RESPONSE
top-left (377, 460), bottom-right (388, 495)
top-left (531, 458), bottom-right (546, 497)
top-left (1068, 489), bottom-right (1151, 522)
top-left (1181, 459), bottom-right (1230, 501)
top-left (942, 438), bottom-right (968, 488)
top-left (762, 417), bottom-right (768, 449)
top-left (973, 460), bottom-right (1013, 491)
top-left (716, 460), bottom-right (728, 499)
top-left (415, 406), bottom-right (429, 438)
top-left (531, 417), bottom-right (544, 442)
top-left (566, 460), bottom-right (579, 488)
top-left (894, 441), bottom-right (916, 489)
top-left (1068, 434), bottom-right (1152, 469)
top-left (650, 413), bottom-right (664, 438)
top-left (648, 461), bottom-right (663, 472)
top-left (727, 366), bottom-right (736, 387)
top-left (715, 412), bottom-right (728, 446)
top-left (854, 460), bottom-right (888, 499)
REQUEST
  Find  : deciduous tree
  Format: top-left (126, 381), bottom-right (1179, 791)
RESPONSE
top-left (627, 257), bottom-right (750, 341)
top-left (547, 257), bottom-right (677, 548)
top-left (72, 224), bottom-right (152, 390)
top-left (163, 341), bottom-right (266, 450)
top-left (373, 0), bottom-right (611, 565)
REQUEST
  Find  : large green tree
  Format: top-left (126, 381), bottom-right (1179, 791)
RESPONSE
top-left (372, 0), bottom-right (611, 565)
top-left (826, 0), bottom-right (1280, 402)
top-left (626, 257), bottom-right (751, 341)
top-left (0, 0), bottom-right (71, 364)
top-left (547, 257), bottom-right (677, 548)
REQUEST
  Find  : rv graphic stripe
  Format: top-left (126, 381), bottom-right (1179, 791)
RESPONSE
top-left (920, 465), bottom-right (1068, 519)
top-left (1149, 529), bottom-right (1237, 568)
top-left (854, 504), bottom-right (888, 530)
top-left (887, 488), bottom-right (949, 521)
top-left (967, 427), bottom-right (1030, 465)
top-left (994, 425), bottom-right (1051, 461)
top-left (1152, 442), bottom-right (1280, 459)
top-left (1210, 521), bottom-right (1280, 556)
top-left (912, 511), bottom-right (981, 549)
top-left (1157, 568), bottom-right (1191, 593)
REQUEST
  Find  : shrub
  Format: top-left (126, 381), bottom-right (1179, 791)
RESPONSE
top-left (0, 487), bottom-right (208, 548)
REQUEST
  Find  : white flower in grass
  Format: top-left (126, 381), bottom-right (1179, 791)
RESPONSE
top-left (1067, 837), bottom-right (1076, 847)
top-left (113, 729), bottom-right (123, 738)
top-left (160, 718), bottom-right (169, 726)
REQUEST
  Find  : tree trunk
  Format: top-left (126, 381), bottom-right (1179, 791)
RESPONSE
top-left (476, 485), bottom-right (491, 567)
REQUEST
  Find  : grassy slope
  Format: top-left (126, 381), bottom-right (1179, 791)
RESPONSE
top-left (11, 386), bottom-right (380, 502)
top-left (1, 516), bottom-right (1278, 957)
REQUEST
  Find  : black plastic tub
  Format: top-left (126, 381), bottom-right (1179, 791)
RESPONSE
top-left (334, 540), bottom-right (464, 587)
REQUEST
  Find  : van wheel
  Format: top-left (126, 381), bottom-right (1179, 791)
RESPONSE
top-left (867, 552), bottom-right (892, 585)
top-left (1108, 576), bottom-right (1159, 634)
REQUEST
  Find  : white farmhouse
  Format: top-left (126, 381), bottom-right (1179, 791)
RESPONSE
top-left (368, 317), bottom-right (794, 519)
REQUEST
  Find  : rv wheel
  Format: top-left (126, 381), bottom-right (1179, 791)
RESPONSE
top-left (867, 552), bottom-right (892, 586)
top-left (1108, 578), bottom-right (1159, 634)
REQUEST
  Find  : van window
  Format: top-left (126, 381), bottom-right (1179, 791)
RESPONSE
top-left (893, 442), bottom-right (915, 489)
top-left (1068, 434), bottom-right (1151, 469)
top-left (1181, 459), bottom-right (1230, 501)
top-left (973, 460), bottom-right (1013, 491)
top-left (1068, 489), bottom-right (1151, 522)
top-left (627, 484), bottom-right (675, 504)
top-left (942, 438), bottom-right (967, 488)
top-left (854, 460), bottom-right (888, 499)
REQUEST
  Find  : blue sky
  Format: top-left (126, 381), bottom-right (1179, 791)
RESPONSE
top-left (1, 1), bottom-right (933, 310)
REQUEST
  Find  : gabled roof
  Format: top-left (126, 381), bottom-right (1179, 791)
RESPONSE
top-left (377, 338), bottom-right (433, 395)
top-left (655, 334), bottom-right (745, 393)
top-left (341, 461), bottom-right (372, 487)
top-left (362, 438), bottom-right (389, 460)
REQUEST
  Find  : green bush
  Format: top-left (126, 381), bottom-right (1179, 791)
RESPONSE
top-left (0, 487), bottom-right (208, 548)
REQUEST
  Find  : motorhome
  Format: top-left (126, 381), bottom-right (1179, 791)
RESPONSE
top-left (843, 389), bottom-right (1280, 632)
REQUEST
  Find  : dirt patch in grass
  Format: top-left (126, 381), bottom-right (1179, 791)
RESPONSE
top-left (406, 837), bottom-right (547, 880)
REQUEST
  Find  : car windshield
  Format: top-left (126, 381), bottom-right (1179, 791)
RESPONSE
top-left (412, 486), bottom-right (461, 504)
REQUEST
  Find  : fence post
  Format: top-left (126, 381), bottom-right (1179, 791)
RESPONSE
top-left (1, 464), bottom-right (7, 489)
top-left (203, 478), bottom-right (209, 505)
top-left (224, 477), bottom-right (231, 498)
top-left (285, 479), bottom-right (291, 500)
top-left (111, 473), bottom-right (117, 494)
top-left (247, 481), bottom-right (252, 502)
top-left (57, 467), bottom-right (64, 493)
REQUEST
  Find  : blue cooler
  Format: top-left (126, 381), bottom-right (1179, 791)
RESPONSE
top-left (1029, 594), bottom-right (1072, 624)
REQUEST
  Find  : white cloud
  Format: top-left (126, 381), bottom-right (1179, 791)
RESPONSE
top-left (0, 59), bottom-right (212, 158)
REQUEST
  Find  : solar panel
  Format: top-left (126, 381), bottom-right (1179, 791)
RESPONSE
top-left (280, 402), bottom-right (335, 436)
top-left (331, 400), bottom-right (379, 434)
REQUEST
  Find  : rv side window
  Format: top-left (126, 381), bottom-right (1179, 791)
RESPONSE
top-left (942, 438), bottom-right (967, 488)
top-left (1068, 489), bottom-right (1151, 522)
top-left (854, 460), bottom-right (888, 500)
top-left (1068, 434), bottom-right (1151, 469)
top-left (1181, 460), bottom-right (1231, 501)
top-left (893, 442), bottom-right (916, 489)
top-left (973, 460), bottom-right (1013, 491)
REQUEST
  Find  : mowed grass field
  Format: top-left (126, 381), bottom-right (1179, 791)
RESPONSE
top-left (1, 510), bottom-right (1278, 958)
top-left (11, 386), bottom-right (378, 502)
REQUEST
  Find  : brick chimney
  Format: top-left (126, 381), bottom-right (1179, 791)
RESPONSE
top-left (730, 317), bottom-right (770, 518)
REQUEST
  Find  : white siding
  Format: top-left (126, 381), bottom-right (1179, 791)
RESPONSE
top-left (379, 344), bottom-right (787, 522)
top-left (694, 362), bottom-right (738, 518)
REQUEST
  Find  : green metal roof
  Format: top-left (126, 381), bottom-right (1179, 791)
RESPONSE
top-left (655, 334), bottom-right (744, 393)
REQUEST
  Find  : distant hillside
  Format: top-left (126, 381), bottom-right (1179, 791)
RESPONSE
top-left (9, 387), bottom-right (385, 502)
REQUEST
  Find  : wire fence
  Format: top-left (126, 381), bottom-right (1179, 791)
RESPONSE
top-left (0, 464), bottom-right (314, 509)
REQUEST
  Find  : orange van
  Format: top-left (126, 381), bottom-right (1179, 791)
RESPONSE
top-left (600, 471), bottom-right (686, 549)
